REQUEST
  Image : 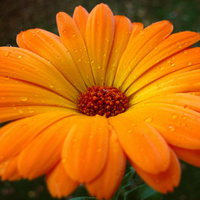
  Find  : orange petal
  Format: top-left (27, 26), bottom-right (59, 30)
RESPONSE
top-left (134, 93), bottom-right (200, 113)
top-left (133, 102), bottom-right (200, 149)
top-left (56, 12), bottom-right (95, 87)
top-left (0, 111), bottom-right (76, 163)
top-left (86, 127), bottom-right (126, 200)
top-left (114, 20), bottom-right (173, 89)
top-left (105, 15), bottom-right (132, 86)
top-left (0, 76), bottom-right (76, 108)
top-left (62, 115), bottom-right (109, 183)
top-left (131, 67), bottom-right (200, 104)
top-left (0, 155), bottom-right (21, 181)
top-left (73, 6), bottom-right (89, 40)
top-left (17, 28), bottom-right (87, 92)
top-left (109, 111), bottom-right (170, 174)
top-left (18, 115), bottom-right (79, 179)
top-left (46, 161), bottom-right (78, 198)
top-left (124, 32), bottom-right (200, 93)
top-left (0, 105), bottom-right (70, 123)
top-left (171, 145), bottom-right (200, 167)
top-left (132, 149), bottom-right (181, 193)
top-left (0, 47), bottom-right (79, 102)
top-left (85, 3), bottom-right (115, 85)
top-left (128, 47), bottom-right (200, 98)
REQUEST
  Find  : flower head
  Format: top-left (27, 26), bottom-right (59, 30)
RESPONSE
top-left (1, 3), bottom-right (200, 199)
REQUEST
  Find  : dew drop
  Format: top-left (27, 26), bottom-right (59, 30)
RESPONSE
top-left (20, 97), bottom-right (28, 102)
top-left (171, 63), bottom-right (175, 67)
top-left (187, 61), bottom-right (192, 66)
top-left (145, 117), bottom-right (153, 123)
top-left (4, 51), bottom-right (9, 57)
top-left (18, 55), bottom-right (22, 59)
top-left (159, 66), bottom-right (165, 71)
top-left (72, 34), bottom-right (76, 37)
top-left (48, 83), bottom-right (54, 88)
top-left (169, 125), bottom-right (175, 132)
top-left (183, 50), bottom-right (188, 54)
top-left (171, 114), bottom-right (178, 120)
top-left (97, 65), bottom-right (101, 69)
top-left (18, 110), bottom-right (24, 114)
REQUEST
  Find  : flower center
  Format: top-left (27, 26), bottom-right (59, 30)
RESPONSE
top-left (77, 86), bottom-right (129, 118)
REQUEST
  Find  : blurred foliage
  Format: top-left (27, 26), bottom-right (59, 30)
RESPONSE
top-left (1, 0), bottom-right (200, 199)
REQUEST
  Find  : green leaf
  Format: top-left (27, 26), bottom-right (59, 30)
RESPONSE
top-left (125, 184), bottom-right (161, 200)
top-left (70, 197), bottom-right (96, 200)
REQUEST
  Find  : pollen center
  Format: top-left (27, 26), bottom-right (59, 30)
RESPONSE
top-left (78, 86), bottom-right (129, 118)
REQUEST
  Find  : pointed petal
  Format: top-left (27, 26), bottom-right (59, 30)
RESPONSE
top-left (114, 20), bottom-right (173, 89)
top-left (18, 116), bottom-right (78, 179)
top-left (0, 76), bottom-right (76, 108)
top-left (0, 47), bottom-right (79, 102)
top-left (105, 15), bottom-right (132, 86)
top-left (0, 155), bottom-right (21, 181)
top-left (17, 28), bottom-right (87, 92)
top-left (171, 145), bottom-right (200, 167)
top-left (62, 115), bottom-right (109, 183)
top-left (109, 112), bottom-right (170, 174)
top-left (73, 6), bottom-right (89, 39)
top-left (56, 12), bottom-right (95, 87)
top-left (0, 106), bottom-right (69, 123)
top-left (128, 47), bottom-right (200, 98)
top-left (0, 111), bottom-right (76, 163)
top-left (86, 128), bottom-right (126, 200)
top-left (131, 66), bottom-right (200, 104)
top-left (133, 102), bottom-right (200, 149)
top-left (85, 3), bottom-right (115, 85)
top-left (46, 161), bottom-right (78, 198)
top-left (124, 32), bottom-right (200, 93)
top-left (132, 149), bottom-right (181, 193)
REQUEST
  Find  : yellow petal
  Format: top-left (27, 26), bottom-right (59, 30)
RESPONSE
top-left (17, 28), bottom-right (87, 92)
top-left (46, 161), bottom-right (78, 198)
top-left (86, 127), bottom-right (126, 200)
top-left (132, 149), bottom-right (180, 193)
top-left (85, 3), bottom-right (115, 85)
top-left (56, 12), bottom-right (95, 87)
top-left (114, 20), bottom-right (173, 89)
top-left (109, 111), bottom-right (170, 174)
top-left (62, 115), bottom-right (109, 183)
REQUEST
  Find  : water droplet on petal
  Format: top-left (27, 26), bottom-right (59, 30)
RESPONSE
top-left (18, 110), bottom-right (24, 114)
top-left (171, 114), bottom-right (178, 120)
top-left (145, 117), bottom-right (153, 123)
top-left (72, 34), bottom-right (76, 37)
top-left (4, 51), bottom-right (9, 57)
top-left (18, 55), bottom-right (22, 59)
top-left (187, 61), bottom-right (192, 66)
top-left (20, 97), bottom-right (28, 102)
top-left (48, 83), bottom-right (54, 88)
top-left (169, 125), bottom-right (175, 132)
top-left (183, 50), bottom-right (188, 54)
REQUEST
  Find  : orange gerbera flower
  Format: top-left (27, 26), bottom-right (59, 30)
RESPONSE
top-left (1, 3), bottom-right (200, 199)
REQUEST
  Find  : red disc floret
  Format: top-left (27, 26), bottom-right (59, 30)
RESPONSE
top-left (77, 86), bottom-right (129, 118)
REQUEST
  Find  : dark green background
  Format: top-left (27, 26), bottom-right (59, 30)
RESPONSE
top-left (0, 0), bottom-right (200, 199)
